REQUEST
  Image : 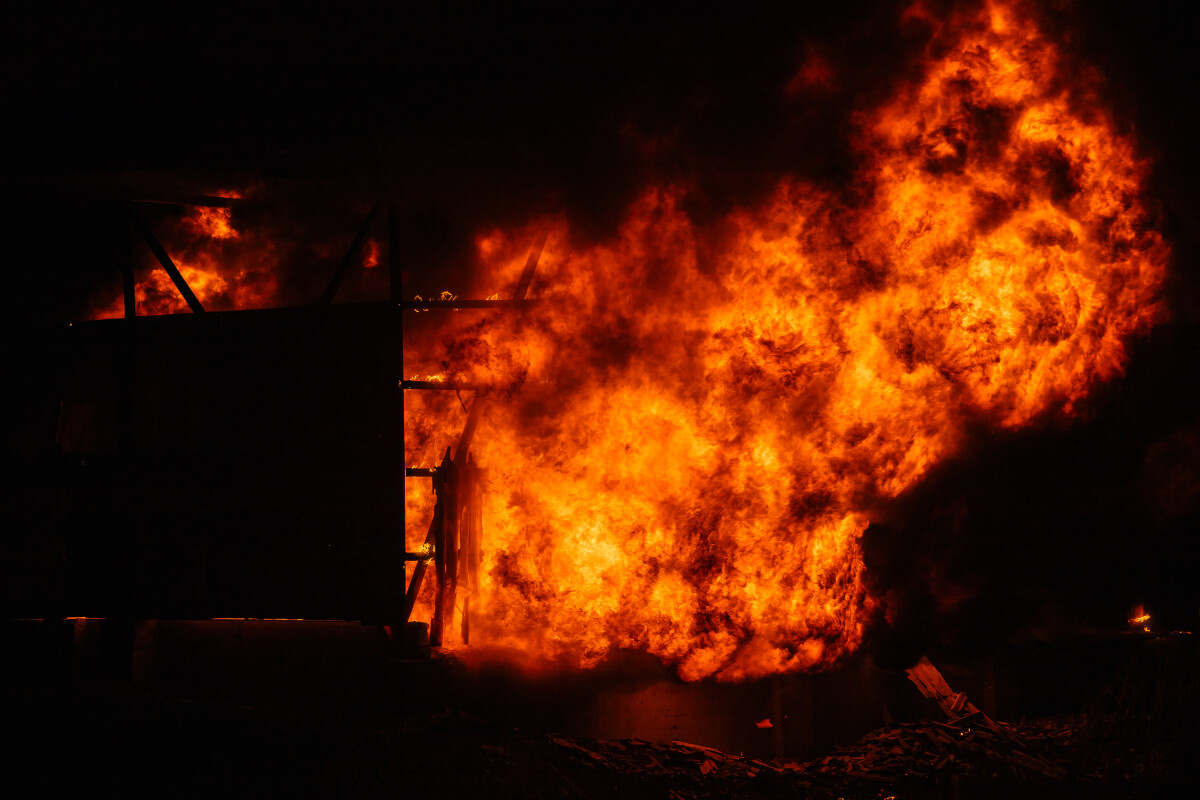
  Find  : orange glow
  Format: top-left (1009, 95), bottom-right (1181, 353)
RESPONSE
top-left (363, 239), bottom-right (381, 269)
top-left (406, 1), bottom-right (1169, 680)
top-left (90, 188), bottom-right (285, 318)
top-left (182, 205), bottom-right (240, 241)
top-left (1129, 605), bottom-right (1151, 628)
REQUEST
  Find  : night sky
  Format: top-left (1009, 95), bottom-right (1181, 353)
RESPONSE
top-left (6, 1), bottom-right (1199, 656)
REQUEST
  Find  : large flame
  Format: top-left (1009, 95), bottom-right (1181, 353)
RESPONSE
top-left (405, 0), bottom-right (1168, 680)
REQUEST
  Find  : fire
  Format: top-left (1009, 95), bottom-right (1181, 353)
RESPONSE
top-left (406, 1), bottom-right (1168, 680)
top-left (91, 190), bottom-right (280, 318)
top-left (182, 205), bottom-right (240, 241)
top-left (363, 239), bottom-right (381, 269)
top-left (1129, 605), bottom-right (1151, 631)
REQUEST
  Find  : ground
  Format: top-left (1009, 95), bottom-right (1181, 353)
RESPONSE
top-left (5, 633), bottom-right (1197, 798)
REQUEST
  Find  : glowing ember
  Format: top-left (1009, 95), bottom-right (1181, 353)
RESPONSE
top-left (1129, 605), bottom-right (1152, 631)
top-left (406, 0), bottom-right (1169, 680)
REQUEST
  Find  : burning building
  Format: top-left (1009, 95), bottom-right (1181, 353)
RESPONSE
top-left (4, 0), bottom-right (1199, 796)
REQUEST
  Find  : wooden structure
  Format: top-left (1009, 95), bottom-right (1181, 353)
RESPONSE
top-left (400, 235), bottom-right (546, 646)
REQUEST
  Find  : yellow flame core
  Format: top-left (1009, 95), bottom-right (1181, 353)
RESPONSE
top-left (405, 1), bottom-right (1168, 680)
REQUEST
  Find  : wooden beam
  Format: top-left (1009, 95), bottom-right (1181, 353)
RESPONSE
top-left (429, 448), bottom-right (456, 647)
top-left (401, 503), bottom-right (442, 625)
top-left (318, 206), bottom-right (379, 306)
top-left (513, 233), bottom-right (548, 305)
top-left (405, 467), bottom-right (438, 478)
top-left (401, 380), bottom-right (499, 392)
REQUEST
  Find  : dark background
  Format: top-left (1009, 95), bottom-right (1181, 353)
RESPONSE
top-left (2, 2), bottom-right (1198, 652)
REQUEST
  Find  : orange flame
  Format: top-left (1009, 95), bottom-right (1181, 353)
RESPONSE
top-left (91, 189), bottom-right (282, 318)
top-left (181, 205), bottom-right (240, 241)
top-left (406, 1), bottom-right (1169, 680)
top-left (363, 239), bottom-right (381, 269)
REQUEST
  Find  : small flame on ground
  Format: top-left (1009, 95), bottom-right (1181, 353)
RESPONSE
top-left (1129, 605), bottom-right (1151, 631)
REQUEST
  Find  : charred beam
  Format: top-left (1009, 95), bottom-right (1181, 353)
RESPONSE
top-left (318, 205), bottom-right (379, 306)
top-left (130, 207), bottom-right (205, 314)
top-left (405, 467), bottom-right (438, 477)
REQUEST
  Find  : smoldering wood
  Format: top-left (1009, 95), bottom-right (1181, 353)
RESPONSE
top-left (317, 205), bottom-right (379, 306)
top-left (130, 207), bottom-right (206, 314)
top-left (906, 656), bottom-right (981, 717)
top-left (902, 655), bottom-right (1062, 777)
top-left (405, 467), bottom-right (438, 477)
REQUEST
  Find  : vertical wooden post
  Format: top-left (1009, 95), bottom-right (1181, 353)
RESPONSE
top-left (471, 465), bottom-right (483, 595)
top-left (391, 205), bottom-right (406, 628)
top-left (430, 447), bottom-right (456, 647)
top-left (122, 208), bottom-right (136, 319)
top-left (317, 206), bottom-right (378, 306)
top-left (459, 456), bottom-right (478, 644)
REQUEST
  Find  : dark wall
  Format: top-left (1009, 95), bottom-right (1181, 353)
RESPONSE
top-left (2, 303), bottom-right (404, 620)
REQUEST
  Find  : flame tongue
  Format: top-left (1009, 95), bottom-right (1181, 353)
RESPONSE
top-left (411, 0), bottom-right (1168, 680)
